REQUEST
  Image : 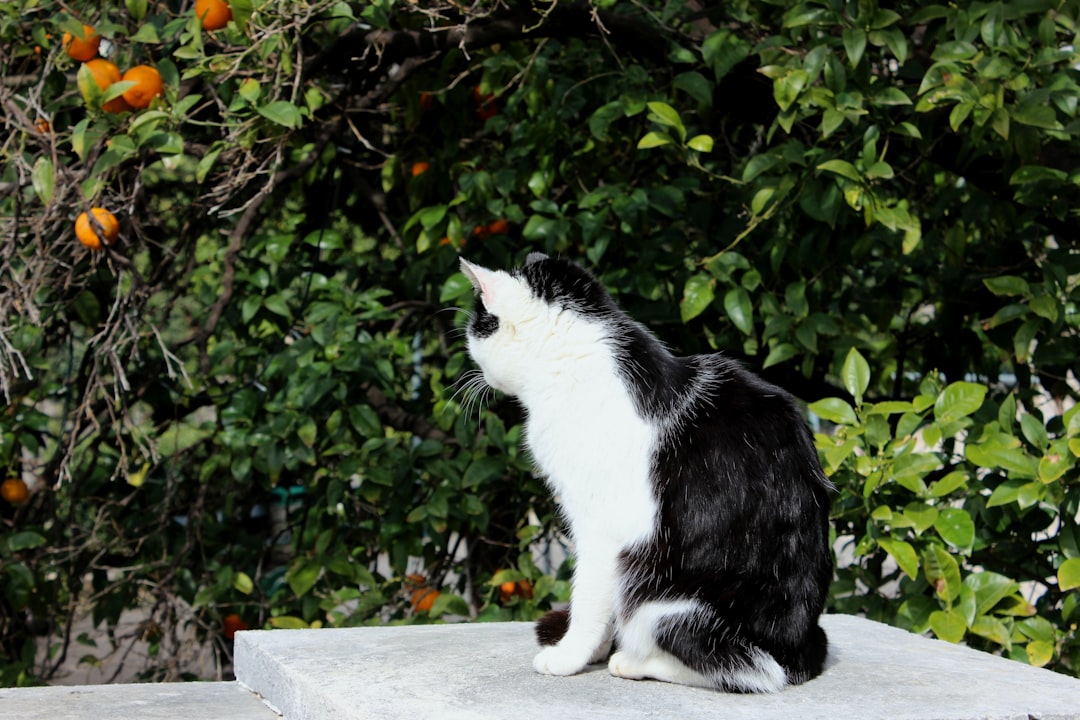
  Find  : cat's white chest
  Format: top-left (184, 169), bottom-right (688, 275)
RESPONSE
top-left (522, 375), bottom-right (657, 547)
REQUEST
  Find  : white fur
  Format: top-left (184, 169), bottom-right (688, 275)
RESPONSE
top-left (610, 599), bottom-right (713, 686)
top-left (462, 260), bottom-right (657, 677)
top-left (613, 599), bottom-right (786, 692)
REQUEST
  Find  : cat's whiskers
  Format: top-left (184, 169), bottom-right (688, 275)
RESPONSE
top-left (447, 368), bottom-right (492, 426)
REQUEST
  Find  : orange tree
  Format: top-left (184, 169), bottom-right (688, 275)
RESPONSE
top-left (2, 0), bottom-right (1079, 684)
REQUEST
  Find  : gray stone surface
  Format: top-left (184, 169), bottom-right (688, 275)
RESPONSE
top-left (0, 680), bottom-right (278, 719)
top-left (234, 614), bottom-right (1080, 720)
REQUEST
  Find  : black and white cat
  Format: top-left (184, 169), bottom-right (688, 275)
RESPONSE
top-left (459, 253), bottom-right (833, 693)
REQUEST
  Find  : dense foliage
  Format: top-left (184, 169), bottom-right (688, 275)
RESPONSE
top-left (1, 0), bottom-right (1078, 685)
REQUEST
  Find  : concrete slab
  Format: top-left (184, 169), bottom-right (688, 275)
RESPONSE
top-left (234, 614), bottom-right (1080, 720)
top-left (0, 680), bottom-right (278, 720)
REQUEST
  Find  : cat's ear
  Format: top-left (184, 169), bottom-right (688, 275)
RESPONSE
top-left (460, 258), bottom-right (501, 308)
top-left (525, 252), bottom-right (548, 265)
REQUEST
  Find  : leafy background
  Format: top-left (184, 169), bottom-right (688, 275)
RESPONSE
top-left (1, 0), bottom-right (1078, 684)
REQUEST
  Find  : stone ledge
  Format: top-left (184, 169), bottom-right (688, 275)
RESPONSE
top-left (0, 680), bottom-right (278, 720)
top-left (234, 614), bottom-right (1080, 720)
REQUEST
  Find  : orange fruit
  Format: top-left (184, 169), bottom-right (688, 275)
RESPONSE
top-left (1, 478), bottom-right (29, 505)
top-left (499, 581), bottom-right (517, 602)
top-left (82, 59), bottom-right (131, 113)
top-left (195, 0), bottom-right (232, 31)
top-left (419, 92), bottom-right (434, 111)
top-left (75, 207), bottom-right (120, 249)
top-left (486, 219), bottom-right (509, 236)
top-left (121, 65), bottom-right (164, 109)
top-left (63, 24), bottom-right (100, 62)
top-left (410, 587), bottom-right (439, 613)
top-left (223, 613), bottom-right (249, 640)
top-left (35, 118), bottom-right (51, 134)
top-left (411, 161), bottom-right (430, 177)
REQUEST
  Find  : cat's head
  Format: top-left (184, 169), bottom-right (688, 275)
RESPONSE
top-left (459, 253), bottom-right (616, 396)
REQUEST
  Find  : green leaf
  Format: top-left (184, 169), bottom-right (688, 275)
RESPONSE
top-left (933, 381), bottom-right (986, 422)
top-left (763, 343), bottom-right (799, 369)
top-left (904, 502), bottom-right (939, 534)
top-left (1026, 640), bottom-right (1055, 667)
top-left (1059, 558), bottom-right (1080, 591)
top-left (588, 101), bottom-right (623, 141)
top-left (970, 616), bottom-right (1011, 648)
top-left (817, 159), bottom-right (862, 182)
top-left (774, 69), bottom-right (809, 112)
top-left (1030, 295), bottom-right (1059, 323)
top-left (462, 457), bottom-right (504, 488)
top-left (6, 531), bottom-right (47, 551)
top-left (841, 347), bottom-right (870, 403)
top-left (637, 131), bottom-right (673, 149)
top-left (783, 5), bottom-right (829, 28)
top-left (986, 478), bottom-right (1024, 507)
top-left (680, 273), bottom-right (715, 323)
top-left (126, 0), bottom-right (149, 22)
top-left (742, 153), bottom-right (782, 182)
top-left (1020, 414), bottom-right (1049, 450)
top-left (257, 101), bottom-right (304, 129)
top-left (262, 294), bottom-right (291, 319)
top-left (646, 101), bottom-right (683, 130)
top-left (297, 419), bottom-right (317, 448)
top-left (673, 72), bottom-right (713, 108)
top-left (1012, 103), bottom-right (1061, 130)
top-left (929, 609), bottom-right (967, 643)
top-left (239, 78), bottom-right (262, 104)
top-left (287, 561), bottom-right (321, 597)
top-left (31, 157), bottom-right (54, 205)
top-left (809, 397), bottom-right (858, 426)
top-left (965, 571), bottom-right (1020, 616)
top-left (935, 508), bottom-right (975, 551)
top-left (129, 23), bottom-right (161, 44)
top-left (878, 538), bottom-right (919, 580)
top-left (348, 404), bottom-right (383, 438)
top-left (967, 444), bottom-right (1038, 479)
top-left (842, 28), bottom-right (867, 68)
top-left (820, 108), bottom-right (845, 138)
top-left (932, 41), bottom-right (978, 61)
top-left (923, 544), bottom-right (961, 603)
top-left (687, 134), bottom-right (714, 152)
top-left (983, 276), bottom-right (1031, 297)
top-left (196, 143), bottom-right (224, 183)
top-left (865, 161), bottom-right (894, 179)
top-left (1010, 166), bottom-right (1068, 185)
top-left (1039, 441), bottom-right (1072, 484)
top-left (429, 592), bottom-right (470, 618)
top-left (868, 400), bottom-right (914, 415)
top-left (723, 287), bottom-right (754, 335)
top-left (929, 470), bottom-right (968, 497)
top-left (233, 571), bottom-right (254, 595)
top-left (440, 273), bottom-right (473, 304)
top-left (873, 87), bottom-right (912, 106)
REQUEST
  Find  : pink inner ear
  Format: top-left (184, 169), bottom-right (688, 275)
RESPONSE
top-left (460, 259), bottom-right (499, 308)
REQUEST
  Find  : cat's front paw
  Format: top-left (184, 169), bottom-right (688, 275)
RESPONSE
top-left (533, 645), bottom-right (590, 676)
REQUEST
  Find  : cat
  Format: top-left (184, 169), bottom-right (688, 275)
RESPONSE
top-left (459, 253), bottom-right (833, 693)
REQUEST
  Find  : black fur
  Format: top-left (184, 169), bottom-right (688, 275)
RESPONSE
top-left (535, 608), bottom-right (570, 647)
top-left (517, 256), bottom-right (833, 687)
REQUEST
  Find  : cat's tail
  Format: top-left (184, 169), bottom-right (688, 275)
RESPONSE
top-left (535, 609), bottom-right (570, 646)
top-left (773, 622), bottom-right (828, 685)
